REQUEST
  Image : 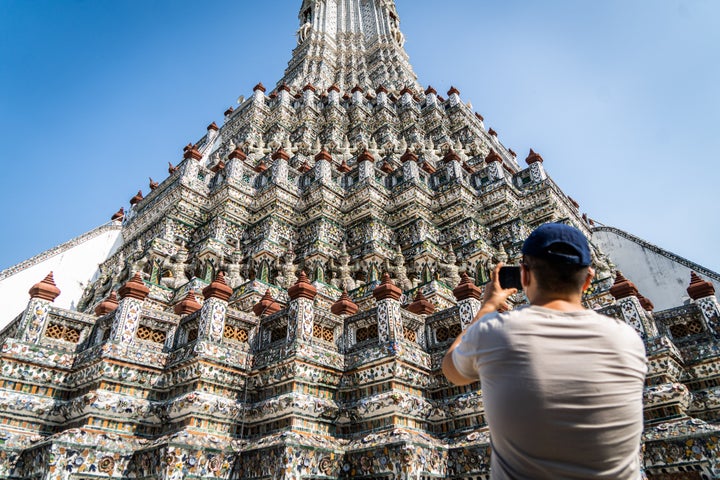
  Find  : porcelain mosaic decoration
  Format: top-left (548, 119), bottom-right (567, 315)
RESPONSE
top-left (1, 1), bottom-right (720, 479)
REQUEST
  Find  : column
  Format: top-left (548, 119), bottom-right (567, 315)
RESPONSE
top-left (109, 272), bottom-right (150, 344)
top-left (18, 272), bottom-right (61, 344)
top-left (372, 273), bottom-right (403, 342)
top-left (287, 271), bottom-right (317, 343)
top-left (452, 272), bottom-right (483, 329)
top-left (199, 272), bottom-right (233, 343)
top-left (609, 271), bottom-right (658, 340)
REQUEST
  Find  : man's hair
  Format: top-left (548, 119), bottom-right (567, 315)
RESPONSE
top-left (523, 248), bottom-right (589, 296)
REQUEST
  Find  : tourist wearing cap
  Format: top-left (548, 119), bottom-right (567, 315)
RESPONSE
top-left (442, 222), bottom-right (647, 480)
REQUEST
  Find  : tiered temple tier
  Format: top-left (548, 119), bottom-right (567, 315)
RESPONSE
top-left (79, 81), bottom-right (595, 322)
top-left (4, 269), bottom-right (720, 477)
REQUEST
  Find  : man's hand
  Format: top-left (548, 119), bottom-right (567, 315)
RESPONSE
top-left (481, 262), bottom-right (518, 314)
top-left (441, 263), bottom-right (518, 386)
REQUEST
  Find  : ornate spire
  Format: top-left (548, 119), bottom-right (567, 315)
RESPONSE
top-left (111, 207), bottom-right (124, 222)
top-left (400, 149), bottom-right (418, 163)
top-left (636, 293), bottom-right (654, 312)
top-left (406, 289), bottom-right (435, 315)
top-left (253, 290), bottom-right (282, 317)
top-left (29, 272), bottom-right (61, 302)
top-left (485, 149), bottom-right (502, 164)
top-left (526, 148), bottom-right (544, 165)
top-left (203, 272), bottom-right (233, 301)
top-left (453, 272), bottom-right (482, 301)
top-left (373, 273), bottom-right (402, 301)
top-left (130, 190), bottom-right (143, 206)
top-left (95, 291), bottom-right (119, 316)
top-left (609, 271), bottom-right (638, 300)
top-left (331, 290), bottom-right (358, 316)
top-left (279, 0), bottom-right (419, 92)
top-left (687, 272), bottom-right (715, 300)
top-left (118, 273), bottom-right (150, 301)
top-left (288, 271), bottom-right (318, 301)
top-left (442, 149), bottom-right (461, 164)
top-left (174, 290), bottom-right (202, 315)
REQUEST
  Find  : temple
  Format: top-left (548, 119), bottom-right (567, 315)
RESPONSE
top-left (1, 1), bottom-right (720, 479)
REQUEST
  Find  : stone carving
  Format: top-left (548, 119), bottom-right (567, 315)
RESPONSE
top-left (439, 244), bottom-right (461, 288)
top-left (161, 249), bottom-right (190, 289)
top-left (223, 251), bottom-right (246, 289)
top-left (274, 247), bottom-right (297, 289)
top-left (386, 245), bottom-right (412, 291)
top-left (591, 247), bottom-right (615, 281)
top-left (2, 2), bottom-right (717, 479)
top-left (330, 243), bottom-right (356, 292)
top-left (297, 22), bottom-right (312, 44)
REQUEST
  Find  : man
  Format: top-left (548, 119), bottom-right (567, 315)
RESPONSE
top-left (442, 223), bottom-right (647, 480)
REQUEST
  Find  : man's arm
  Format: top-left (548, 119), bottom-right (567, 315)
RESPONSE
top-left (441, 263), bottom-right (517, 386)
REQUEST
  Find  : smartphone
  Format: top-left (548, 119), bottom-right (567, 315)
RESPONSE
top-left (498, 266), bottom-right (522, 291)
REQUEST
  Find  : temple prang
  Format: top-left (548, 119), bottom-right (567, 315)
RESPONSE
top-left (1, 1), bottom-right (720, 478)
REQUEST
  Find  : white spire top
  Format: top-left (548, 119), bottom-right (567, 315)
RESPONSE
top-left (278, 0), bottom-right (419, 93)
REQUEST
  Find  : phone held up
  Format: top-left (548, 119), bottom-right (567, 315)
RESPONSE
top-left (498, 266), bottom-right (522, 291)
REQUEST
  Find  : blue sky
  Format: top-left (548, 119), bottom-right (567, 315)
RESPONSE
top-left (1, 0), bottom-right (718, 274)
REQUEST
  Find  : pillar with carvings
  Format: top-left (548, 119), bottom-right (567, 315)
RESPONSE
top-left (525, 149), bottom-right (547, 183)
top-left (313, 148), bottom-right (333, 184)
top-left (609, 271), bottom-right (690, 423)
top-left (400, 148), bottom-right (420, 182)
top-left (609, 271), bottom-right (658, 341)
top-left (225, 145), bottom-right (248, 182)
top-left (372, 273), bottom-right (403, 343)
top-left (484, 149), bottom-right (505, 183)
top-left (198, 272), bottom-right (233, 342)
top-left (357, 148), bottom-right (375, 181)
top-left (18, 273), bottom-right (61, 344)
top-left (287, 271), bottom-right (317, 343)
top-left (452, 272), bottom-right (483, 329)
top-left (687, 272), bottom-right (720, 337)
top-left (271, 147), bottom-right (290, 184)
top-left (108, 272), bottom-right (150, 344)
top-left (442, 148), bottom-right (464, 182)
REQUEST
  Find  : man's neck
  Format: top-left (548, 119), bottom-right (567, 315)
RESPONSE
top-left (530, 294), bottom-right (586, 312)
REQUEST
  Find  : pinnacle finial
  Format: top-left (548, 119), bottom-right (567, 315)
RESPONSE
top-left (331, 289), bottom-right (359, 316)
top-left (485, 149), bottom-right (502, 164)
top-left (526, 149), bottom-right (544, 165)
top-left (253, 290), bottom-right (282, 317)
top-left (29, 272), bottom-right (61, 302)
top-left (688, 272), bottom-right (715, 300)
top-left (174, 290), bottom-right (202, 315)
top-left (406, 289), bottom-right (435, 315)
top-left (202, 272), bottom-right (233, 301)
top-left (95, 291), bottom-right (119, 316)
top-left (288, 271), bottom-right (317, 300)
top-left (118, 273), bottom-right (150, 301)
top-left (609, 271), bottom-right (638, 300)
top-left (373, 273), bottom-right (402, 301)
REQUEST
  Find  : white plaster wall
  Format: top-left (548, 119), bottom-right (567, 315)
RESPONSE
top-left (592, 227), bottom-right (720, 312)
top-left (0, 225), bottom-right (123, 330)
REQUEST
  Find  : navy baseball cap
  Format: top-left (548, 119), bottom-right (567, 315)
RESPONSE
top-left (521, 223), bottom-right (592, 266)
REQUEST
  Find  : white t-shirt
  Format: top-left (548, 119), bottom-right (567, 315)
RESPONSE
top-left (452, 305), bottom-right (647, 480)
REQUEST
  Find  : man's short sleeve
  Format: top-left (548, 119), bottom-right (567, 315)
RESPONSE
top-left (451, 326), bottom-right (482, 381)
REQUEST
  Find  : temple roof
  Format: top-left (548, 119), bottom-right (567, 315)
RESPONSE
top-left (278, 0), bottom-right (419, 92)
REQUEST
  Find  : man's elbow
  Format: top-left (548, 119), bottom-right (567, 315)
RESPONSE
top-left (441, 352), bottom-right (475, 386)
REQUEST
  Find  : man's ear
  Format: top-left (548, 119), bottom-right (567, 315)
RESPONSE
top-left (521, 263), bottom-right (530, 289)
top-left (582, 267), bottom-right (595, 292)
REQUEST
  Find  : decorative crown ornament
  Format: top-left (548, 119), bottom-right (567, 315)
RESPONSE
top-left (288, 271), bottom-right (318, 301)
top-left (609, 271), bottom-right (639, 300)
top-left (202, 272), bottom-right (233, 301)
top-left (29, 272), bottom-right (61, 302)
top-left (95, 291), bottom-right (119, 316)
top-left (373, 273), bottom-right (402, 301)
top-left (118, 273), bottom-right (150, 301)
